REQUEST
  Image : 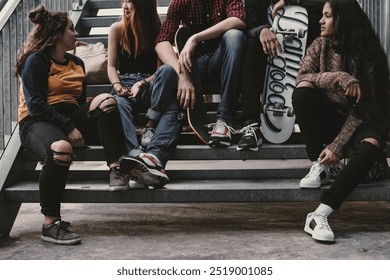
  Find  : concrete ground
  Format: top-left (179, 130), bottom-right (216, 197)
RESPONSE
top-left (0, 201), bottom-right (389, 260)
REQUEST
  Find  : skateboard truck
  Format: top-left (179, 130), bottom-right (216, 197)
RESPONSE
top-left (271, 28), bottom-right (305, 43)
top-left (263, 102), bottom-right (294, 117)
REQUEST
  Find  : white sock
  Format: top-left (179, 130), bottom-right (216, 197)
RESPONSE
top-left (315, 203), bottom-right (333, 217)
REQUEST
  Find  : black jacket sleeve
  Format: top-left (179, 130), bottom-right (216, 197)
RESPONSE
top-left (245, 0), bottom-right (272, 38)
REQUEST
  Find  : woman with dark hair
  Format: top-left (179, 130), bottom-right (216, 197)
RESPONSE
top-left (16, 5), bottom-right (127, 244)
top-left (108, 0), bottom-right (161, 151)
top-left (292, 0), bottom-right (390, 242)
top-left (110, 0), bottom-right (182, 188)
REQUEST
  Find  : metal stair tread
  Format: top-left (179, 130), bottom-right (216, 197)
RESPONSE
top-left (5, 178), bottom-right (390, 203)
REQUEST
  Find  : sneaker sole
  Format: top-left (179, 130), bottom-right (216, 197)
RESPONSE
top-left (108, 185), bottom-right (129, 191)
top-left (304, 225), bottom-right (335, 242)
top-left (300, 178), bottom-right (330, 189)
top-left (208, 139), bottom-right (231, 147)
top-left (129, 180), bottom-right (149, 189)
top-left (236, 145), bottom-right (258, 151)
top-left (41, 235), bottom-right (81, 245)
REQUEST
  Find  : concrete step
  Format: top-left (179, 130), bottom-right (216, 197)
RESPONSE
top-left (5, 178), bottom-right (390, 203)
top-left (78, 0), bottom-right (169, 36)
top-left (87, 0), bottom-right (171, 10)
top-left (21, 144), bottom-right (308, 161)
top-left (22, 159), bottom-right (312, 180)
top-left (81, 16), bottom-right (120, 28)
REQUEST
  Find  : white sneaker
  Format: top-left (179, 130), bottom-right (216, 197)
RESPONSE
top-left (141, 127), bottom-right (155, 148)
top-left (208, 120), bottom-right (235, 147)
top-left (304, 212), bottom-right (335, 242)
top-left (300, 161), bottom-right (330, 188)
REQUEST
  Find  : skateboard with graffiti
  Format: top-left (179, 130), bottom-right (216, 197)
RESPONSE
top-left (260, 5), bottom-right (308, 143)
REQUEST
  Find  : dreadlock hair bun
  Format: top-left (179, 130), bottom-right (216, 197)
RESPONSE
top-left (28, 5), bottom-right (49, 24)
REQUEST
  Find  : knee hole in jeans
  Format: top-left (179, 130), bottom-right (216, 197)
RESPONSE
top-left (50, 140), bottom-right (73, 166)
top-left (90, 94), bottom-right (117, 113)
top-left (361, 138), bottom-right (379, 147)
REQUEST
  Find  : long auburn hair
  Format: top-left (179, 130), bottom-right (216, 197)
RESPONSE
top-left (118, 0), bottom-right (161, 58)
top-left (328, 0), bottom-right (390, 131)
top-left (15, 5), bottom-right (69, 76)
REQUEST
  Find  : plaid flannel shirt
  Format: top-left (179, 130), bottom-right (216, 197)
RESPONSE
top-left (156, 0), bottom-right (245, 55)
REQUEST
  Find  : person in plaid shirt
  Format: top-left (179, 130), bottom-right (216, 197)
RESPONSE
top-left (237, 0), bottom-right (323, 152)
top-left (155, 0), bottom-right (246, 147)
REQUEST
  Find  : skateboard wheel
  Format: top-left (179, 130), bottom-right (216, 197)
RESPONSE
top-left (285, 34), bottom-right (294, 43)
top-left (298, 29), bottom-right (305, 38)
top-left (286, 107), bottom-right (294, 117)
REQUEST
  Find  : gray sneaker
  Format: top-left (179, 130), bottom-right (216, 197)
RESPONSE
top-left (41, 220), bottom-right (81, 245)
top-left (109, 166), bottom-right (128, 191)
top-left (141, 127), bottom-right (155, 148)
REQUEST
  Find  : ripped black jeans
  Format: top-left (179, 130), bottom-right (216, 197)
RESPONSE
top-left (292, 87), bottom-right (386, 209)
top-left (19, 101), bottom-right (124, 217)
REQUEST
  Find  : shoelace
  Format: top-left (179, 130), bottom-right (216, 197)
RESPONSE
top-left (304, 162), bottom-right (322, 178)
top-left (111, 167), bottom-right (124, 179)
top-left (55, 221), bottom-right (72, 233)
top-left (207, 122), bottom-right (235, 135)
top-left (239, 123), bottom-right (259, 140)
top-left (315, 214), bottom-right (332, 231)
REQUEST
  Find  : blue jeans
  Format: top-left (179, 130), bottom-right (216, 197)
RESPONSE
top-left (115, 65), bottom-right (182, 167)
top-left (194, 29), bottom-right (246, 125)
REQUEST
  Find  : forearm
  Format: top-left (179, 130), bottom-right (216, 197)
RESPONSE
top-left (193, 17), bottom-right (245, 42)
top-left (155, 41), bottom-right (181, 74)
top-left (297, 71), bottom-right (359, 92)
top-left (327, 112), bottom-right (363, 158)
top-left (108, 66), bottom-right (120, 84)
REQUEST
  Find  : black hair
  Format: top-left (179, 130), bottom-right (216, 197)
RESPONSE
top-left (328, 0), bottom-right (390, 132)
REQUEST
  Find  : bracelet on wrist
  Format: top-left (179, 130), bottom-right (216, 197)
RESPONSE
top-left (112, 81), bottom-right (121, 87)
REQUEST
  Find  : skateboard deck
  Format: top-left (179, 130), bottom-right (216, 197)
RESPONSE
top-left (174, 26), bottom-right (209, 145)
top-left (260, 5), bottom-right (308, 144)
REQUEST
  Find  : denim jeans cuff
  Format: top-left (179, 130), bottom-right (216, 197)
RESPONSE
top-left (146, 108), bottom-right (162, 121)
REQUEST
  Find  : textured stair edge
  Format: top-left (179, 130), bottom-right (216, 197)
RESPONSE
top-left (4, 179), bottom-right (390, 203)
top-left (87, 0), bottom-right (171, 10)
top-left (21, 144), bottom-right (309, 161)
top-left (21, 168), bottom-right (310, 181)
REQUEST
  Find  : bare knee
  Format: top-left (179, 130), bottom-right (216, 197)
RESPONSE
top-left (89, 93), bottom-right (117, 113)
top-left (361, 137), bottom-right (379, 147)
top-left (50, 140), bottom-right (73, 166)
top-left (296, 81), bottom-right (314, 88)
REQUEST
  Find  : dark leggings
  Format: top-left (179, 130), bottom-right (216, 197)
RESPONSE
top-left (19, 101), bottom-right (124, 217)
top-left (240, 37), bottom-right (267, 124)
top-left (292, 87), bottom-right (384, 209)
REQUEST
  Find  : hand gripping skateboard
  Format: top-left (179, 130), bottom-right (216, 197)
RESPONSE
top-left (260, 5), bottom-right (308, 144)
top-left (174, 26), bottom-right (209, 144)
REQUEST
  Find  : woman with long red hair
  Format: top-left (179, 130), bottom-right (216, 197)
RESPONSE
top-left (109, 0), bottom-right (182, 189)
